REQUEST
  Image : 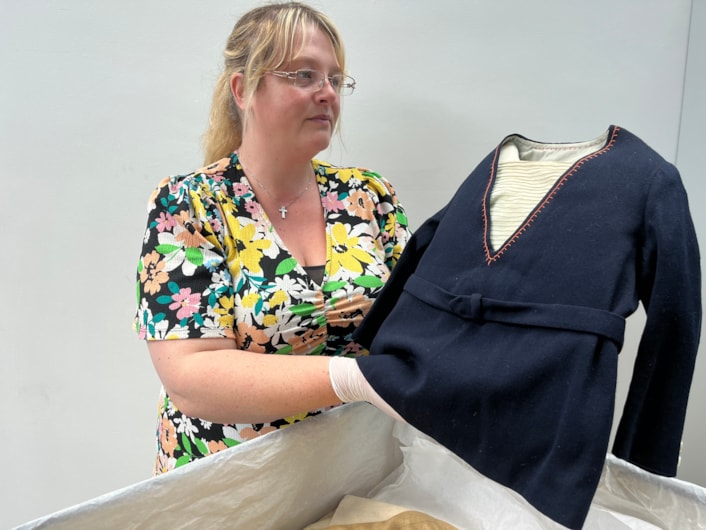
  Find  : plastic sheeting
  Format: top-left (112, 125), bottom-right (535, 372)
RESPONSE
top-left (17, 403), bottom-right (706, 529)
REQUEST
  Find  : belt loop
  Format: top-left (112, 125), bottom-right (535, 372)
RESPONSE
top-left (449, 293), bottom-right (484, 321)
top-left (470, 293), bottom-right (483, 321)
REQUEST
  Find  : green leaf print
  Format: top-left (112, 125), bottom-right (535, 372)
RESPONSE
top-left (157, 295), bottom-right (173, 304)
top-left (185, 247), bottom-right (203, 267)
top-left (354, 276), bottom-right (384, 289)
top-left (181, 433), bottom-right (193, 456)
top-left (290, 303), bottom-right (316, 316)
top-left (322, 281), bottom-right (346, 292)
top-left (136, 259), bottom-right (144, 303)
top-left (276, 344), bottom-right (293, 355)
top-left (275, 257), bottom-right (298, 275)
top-left (193, 437), bottom-right (209, 456)
top-left (223, 438), bottom-right (241, 448)
top-left (168, 281), bottom-right (180, 294)
top-left (175, 455), bottom-right (191, 468)
top-left (397, 210), bottom-right (409, 225)
top-left (155, 243), bottom-right (179, 255)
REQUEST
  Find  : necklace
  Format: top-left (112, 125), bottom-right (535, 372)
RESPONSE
top-left (238, 155), bottom-right (312, 219)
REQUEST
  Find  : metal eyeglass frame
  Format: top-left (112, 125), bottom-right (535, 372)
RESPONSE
top-left (268, 69), bottom-right (356, 95)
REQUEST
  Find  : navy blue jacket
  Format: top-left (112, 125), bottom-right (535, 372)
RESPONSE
top-left (354, 126), bottom-right (701, 529)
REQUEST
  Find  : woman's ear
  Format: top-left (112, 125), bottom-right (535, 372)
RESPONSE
top-left (230, 72), bottom-right (246, 111)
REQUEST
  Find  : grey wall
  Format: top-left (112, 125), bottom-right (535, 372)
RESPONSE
top-left (677, 0), bottom-right (706, 494)
top-left (2, 1), bottom-right (703, 527)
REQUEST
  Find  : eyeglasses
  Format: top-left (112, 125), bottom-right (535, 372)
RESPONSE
top-left (268, 69), bottom-right (356, 96)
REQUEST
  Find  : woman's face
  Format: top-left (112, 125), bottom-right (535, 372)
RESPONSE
top-left (247, 26), bottom-right (342, 159)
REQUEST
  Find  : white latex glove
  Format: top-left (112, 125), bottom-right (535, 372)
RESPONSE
top-left (329, 356), bottom-right (406, 423)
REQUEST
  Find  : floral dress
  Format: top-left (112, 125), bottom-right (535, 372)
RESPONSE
top-left (134, 152), bottom-right (410, 474)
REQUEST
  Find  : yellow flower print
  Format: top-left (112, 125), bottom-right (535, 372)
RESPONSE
top-left (391, 241), bottom-right (405, 263)
top-left (219, 196), bottom-right (238, 220)
top-left (383, 212), bottom-right (397, 236)
top-left (241, 292), bottom-right (261, 309)
top-left (282, 412), bottom-right (310, 425)
top-left (140, 251), bottom-right (169, 295)
top-left (269, 290), bottom-right (288, 307)
top-left (359, 171), bottom-right (390, 199)
top-left (232, 221), bottom-right (271, 274)
top-left (328, 222), bottom-right (374, 276)
top-left (323, 163), bottom-right (347, 182)
top-left (263, 314), bottom-right (278, 327)
top-left (213, 295), bottom-right (234, 329)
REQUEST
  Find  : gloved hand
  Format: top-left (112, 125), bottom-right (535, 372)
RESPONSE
top-left (328, 356), bottom-right (406, 423)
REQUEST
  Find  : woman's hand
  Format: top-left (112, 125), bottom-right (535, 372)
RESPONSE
top-left (328, 356), bottom-right (405, 423)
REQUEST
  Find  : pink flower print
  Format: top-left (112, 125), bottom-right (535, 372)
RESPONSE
top-left (169, 288), bottom-right (201, 320)
top-left (209, 216), bottom-right (222, 232)
top-left (155, 212), bottom-right (176, 232)
top-left (209, 172), bottom-right (225, 183)
top-left (232, 182), bottom-right (249, 197)
top-left (321, 191), bottom-right (345, 213)
top-left (245, 199), bottom-right (261, 215)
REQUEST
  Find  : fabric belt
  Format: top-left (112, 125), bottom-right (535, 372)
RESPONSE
top-left (404, 274), bottom-right (626, 347)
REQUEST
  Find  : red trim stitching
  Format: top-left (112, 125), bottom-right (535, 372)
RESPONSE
top-left (484, 127), bottom-right (620, 265)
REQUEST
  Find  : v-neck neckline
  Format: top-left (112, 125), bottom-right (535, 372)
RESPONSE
top-left (483, 126), bottom-right (620, 264)
top-left (235, 159), bottom-right (331, 287)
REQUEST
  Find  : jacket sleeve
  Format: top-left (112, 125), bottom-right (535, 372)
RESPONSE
top-left (353, 204), bottom-right (447, 349)
top-left (612, 162), bottom-right (702, 476)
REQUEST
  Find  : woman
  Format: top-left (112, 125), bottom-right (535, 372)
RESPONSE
top-left (134, 2), bottom-right (410, 474)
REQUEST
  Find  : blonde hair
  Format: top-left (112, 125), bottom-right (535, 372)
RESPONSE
top-left (202, 2), bottom-right (346, 164)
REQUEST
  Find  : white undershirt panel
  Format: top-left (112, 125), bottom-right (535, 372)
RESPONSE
top-left (489, 132), bottom-right (609, 252)
top-left (490, 160), bottom-right (571, 251)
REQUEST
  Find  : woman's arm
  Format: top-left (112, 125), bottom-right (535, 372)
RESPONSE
top-left (147, 338), bottom-right (341, 425)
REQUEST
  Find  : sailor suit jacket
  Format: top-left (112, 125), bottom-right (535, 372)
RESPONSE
top-left (354, 126), bottom-right (701, 529)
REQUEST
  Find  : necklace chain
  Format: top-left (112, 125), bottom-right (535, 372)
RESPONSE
top-left (238, 154), bottom-right (311, 219)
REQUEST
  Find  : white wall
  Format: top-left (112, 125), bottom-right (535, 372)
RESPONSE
top-left (676, 0), bottom-right (706, 491)
top-left (1, 1), bottom-right (703, 527)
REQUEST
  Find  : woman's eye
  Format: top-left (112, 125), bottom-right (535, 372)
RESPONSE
top-left (296, 70), bottom-right (315, 80)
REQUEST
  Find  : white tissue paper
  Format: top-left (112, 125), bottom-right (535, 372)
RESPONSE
top-left (17, 403), bottom-right (706, 529)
